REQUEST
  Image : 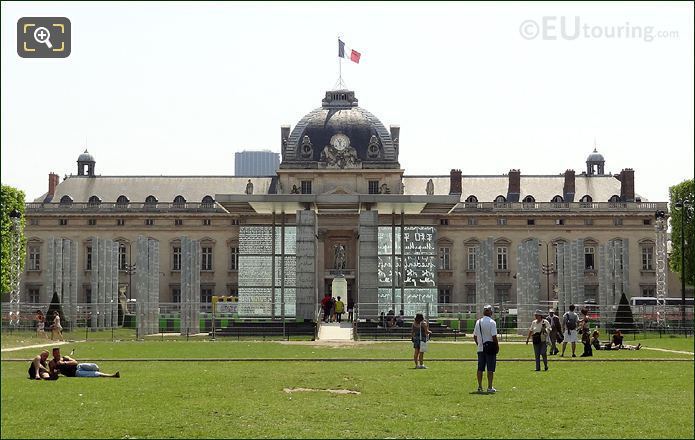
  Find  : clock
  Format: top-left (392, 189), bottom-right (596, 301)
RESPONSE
top-left (330, 133), bottom-right (350, 151)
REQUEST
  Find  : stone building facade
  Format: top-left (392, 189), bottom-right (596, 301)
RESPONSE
top-left (22, 89), bottom-right (669, 321)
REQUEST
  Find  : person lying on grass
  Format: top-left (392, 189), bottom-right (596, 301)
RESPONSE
top-left (49, 347), bottom-right (120, 378)
top-left (610, 330), bottom-right (641, 350)
top-left (28, 350), bottom-right (55, 380)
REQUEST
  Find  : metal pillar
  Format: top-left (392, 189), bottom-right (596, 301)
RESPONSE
top-left (655, 212), bottom-right (668, 326)
top-left (8, 211), bottom-right (22, 327)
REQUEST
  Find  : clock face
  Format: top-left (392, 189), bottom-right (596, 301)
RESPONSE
top-left (330, 133), bottom-right (350, 151)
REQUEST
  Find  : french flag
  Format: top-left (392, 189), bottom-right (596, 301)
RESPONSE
top-left (338, 39), bottom-right (361, 64)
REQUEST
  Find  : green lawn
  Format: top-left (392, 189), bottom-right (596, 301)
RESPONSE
top-left (1, 339), bottom-right (693, 438)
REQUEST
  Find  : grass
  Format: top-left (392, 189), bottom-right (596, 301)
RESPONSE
top-left (1, 338), bottom-right (693, 438)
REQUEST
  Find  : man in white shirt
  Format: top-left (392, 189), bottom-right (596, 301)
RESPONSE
top-left (473, 304), bottom-right (498, 393)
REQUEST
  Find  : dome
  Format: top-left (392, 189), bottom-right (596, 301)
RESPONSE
top-left (586, 148), bottom-right (604, 162)
top-left (281, 90), bottom-right (398, 166)
top-left (78, 149), bottom-right (95, 162)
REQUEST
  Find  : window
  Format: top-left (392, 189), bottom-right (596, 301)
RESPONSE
top-left (301, 180), bottom-right (312, 194)
top-left (555, 219), bottom-right (565, 225)
top-left (494, 195), bottom-right (507, 204)
top-left (228, 285), bottom-right (239, 298)
top-left (584, 246), bottom-right (595, 270)
top-left (584, 218), bottom-right (593, 226)
top-left (527, 219), bottom-right (535, 226)
top-left (174, 219), bottom-right (183, 226)
top-left (614, 218), bottom-right (623, 226)
top-left (643, 219), bottom-right (651, 226)
top-left (200, 287), bottom-right (214, 303)
top-left (641, 286), bottom-right (656, 297)
top-left (201, 195), bottom-right (215, 208)
top-left (231, 219), bottom-right (239, 226)
top-left (551, 195), bottom-right (564, 203)
top-left (466, 286), bottom-right (476, 304)
top-left (203, 219), bottom-right (211, 226)
top-left (438, 287), bottom-right (451, 304)
top-left (467, 217), bottom-right (478, 226)
top-left (641, 245), bottom-right (654, 270)
top-left (59, 195), bottom-right (73, 206)
top-left (440, 218), bottom-right (449, 226)
top-left (85, 246), bottom-right (92, 270)
top-left (88, 195), bottom-right (101, 207)
top-left (465, 195), bottom-right (478, 204)
top-left (28, 287), bottom-right (40, 303)
top-left (59, 218), bottom-right (68, 226)
top-left (497, 218), bottom-right (507, 226)
top-left (30, 218), bottom-right (39, 226)
top-left (88, 219), bottom-right (97, 226)
top-left (173, 195), bottom-right (186, 207)
top-left (609, 195), bottom-right (621, 203)
top-left (368, 180), bottom-right (380, 194)
top-left (144, 195), bottom-right (158, 207)
top-left (439, 247), bottom-right (451, 270)
top-left (117, 219), bottom-right (125, 226)
top-left (496, 246), bottom-right (508, 270)
top-left (229, 246), bottom-right (239, 270)
top-left (580, 195), bottom-right (592, 203)
top-left (522, 195), bottom-right (535, 203)
top-left (202, 246), bottom-right (213, 271)
top-left (118, 243), bottom-right (127, 271)
top-left (467, 246), bottom-right (478, 270)
top-left (145, 219), bottom-right (154, 226)
top-left (495, 287), bottom-right (510, 303)
top-left (171, 287), bottom-right (181, 303)
top-left (172, 246), bottom-right (181, 271)
top-left (116, 195), bottom-right (129, 206)
top-left (85, 287), bottom-right (92, 303)
top-left (28, 245), bottom-right (40, 271)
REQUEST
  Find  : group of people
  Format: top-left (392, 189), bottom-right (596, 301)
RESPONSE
top-left (320, 293), bottom-right (354, 323)
top-left (379, 309), bottom-right (405, 329)
top-left (29, 347), bottom-right (119, 380)
top-left (525, 303), bottom-right (642, 372)
top-left (34, 309), bottom-right (63, 341)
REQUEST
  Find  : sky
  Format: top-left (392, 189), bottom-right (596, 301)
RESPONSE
top-left (1, 1), bottom-right (693, 202)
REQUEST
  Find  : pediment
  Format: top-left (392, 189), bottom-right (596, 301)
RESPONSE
top-left (322, 185), bottom-right (358, 195)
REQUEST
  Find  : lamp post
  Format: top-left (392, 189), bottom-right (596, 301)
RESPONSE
top-left (539, 241), bottom-right (556, 303)
top-left (674, 199), bottom-right (692, 324)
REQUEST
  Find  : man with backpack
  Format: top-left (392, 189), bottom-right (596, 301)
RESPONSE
top-left (561, 304), bottom-right (579, 357)
top-left (547, 309), bottom-right (562, 355)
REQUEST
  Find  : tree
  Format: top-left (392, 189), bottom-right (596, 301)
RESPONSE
top-left (614, 292), bottom-right (635, 330)
top-left (669, 179), bottom-right (695, 287)
top-left (46, 291), bottom-right (67, 328)
top-left (1, 184), bottom-right (26, 298)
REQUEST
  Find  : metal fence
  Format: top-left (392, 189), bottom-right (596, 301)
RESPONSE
top-left (2, 300), bottom-right (692, 341)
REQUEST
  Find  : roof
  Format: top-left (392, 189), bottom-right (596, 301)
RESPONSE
top-left (77, 149), bottom-right (95, 162)
top-left (36, 176), bottom-right (274, 203)
top-left (402, 175), bottom-right (624, 202)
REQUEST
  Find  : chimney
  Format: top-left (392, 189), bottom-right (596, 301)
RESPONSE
top-left (280, 125), bottom-right (291, 151)
top-left (619, 168), bottom-right (635, 202)
top-left (449, 169), bottom-right (462, 195)
top-left (563, 169), bottom-right (576, 202)
top-left (43, 172), bottom-right (60, 202)
top-left (507, 169), bottom-right (520, 202)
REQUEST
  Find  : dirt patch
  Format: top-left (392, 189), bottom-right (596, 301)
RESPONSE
top-left (283, 387), bottom-right (361, 395)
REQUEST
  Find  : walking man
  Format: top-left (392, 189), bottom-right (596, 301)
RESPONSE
top-left (473, 304), bottom-right (498, 393)
top-left (548, 309), bottom-right (562, 355)
top-left (561, 304), bottom-right (579, 357)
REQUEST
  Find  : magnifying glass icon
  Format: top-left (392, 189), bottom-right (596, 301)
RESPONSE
top-left (33, 26), bottom-right (53, 49)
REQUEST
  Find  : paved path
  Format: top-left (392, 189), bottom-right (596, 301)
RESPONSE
top-left (1, 340), bottom-right (75, 353)
top-left (641, 346), bottom-right (694, 355)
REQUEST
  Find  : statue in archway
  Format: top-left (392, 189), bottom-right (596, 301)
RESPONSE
top-left (334, 244), bottom-right (346, 271)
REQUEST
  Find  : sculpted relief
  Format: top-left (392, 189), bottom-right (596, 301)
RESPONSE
top-left (320, 132), bottom-right (361, 169)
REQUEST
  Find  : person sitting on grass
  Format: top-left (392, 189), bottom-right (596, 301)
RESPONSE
top-left (28, 350), bottom-right (55, 380)
top-left (610, 330), bottom-right (641, 351)
top-left (591, 330), bottom-right (603, 351)
top-left (49, 347), bottom-right (120, 378)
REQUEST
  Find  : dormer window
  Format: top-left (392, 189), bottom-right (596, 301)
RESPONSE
top-left (88, 195), bottom-right (101, 207)
top-left (59, 195), bottom-right (73, 206)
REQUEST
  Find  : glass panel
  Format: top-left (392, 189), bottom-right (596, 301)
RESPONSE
top-left (238, 256), bottom-right (273, 286)
top-left (274, 226), bottom-right (297, 255)
top-left (237, 287), bottom-right (272, 316)
top-left (240, 226), bottom-right (273, 254)
top-left (274, 256), bottom-right (296, 286)
top-left (403, 226), bottom-right (435, 255)
top-left (273, 288), bottom-right (296, 317)
top-left (378, 288), bottom-right (396, 315)
top-left (404, 255), bottom-right (436, 287)
top-left (403, 288), bottom-right (438, 318)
